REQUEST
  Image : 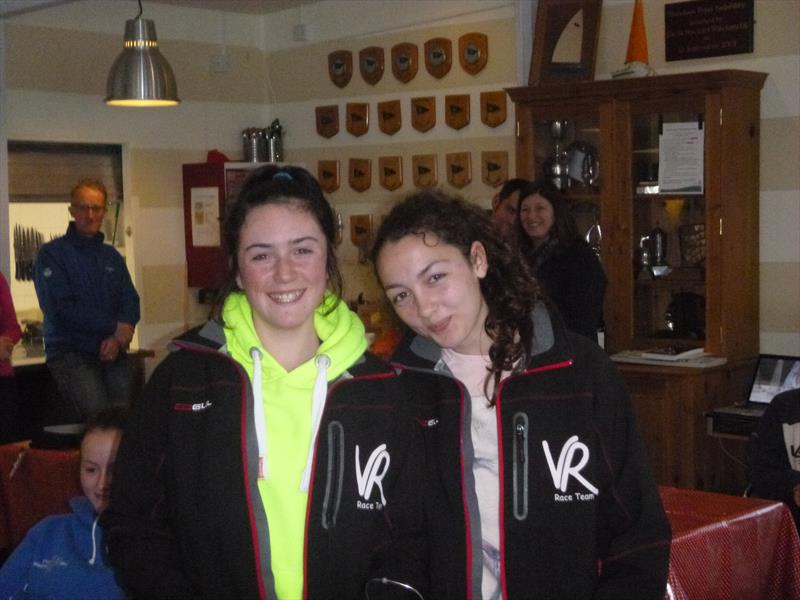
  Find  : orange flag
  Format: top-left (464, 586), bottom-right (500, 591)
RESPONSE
top-left (625, 0), bottom-right (649, 65)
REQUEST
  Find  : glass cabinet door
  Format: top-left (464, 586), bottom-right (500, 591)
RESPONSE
top-left (530, 112), bottom-right (602, 255)
top-left (630, 110), bottom-right (706, 349)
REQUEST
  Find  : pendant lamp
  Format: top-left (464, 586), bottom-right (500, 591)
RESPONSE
top-left (105, 0), bottom-right (179, 107)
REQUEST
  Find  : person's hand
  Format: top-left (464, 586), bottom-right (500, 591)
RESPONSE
top-left (113, 322), bottom-right (135, 349)
top-left (793, 483), bottom-right (800, 508)
top-left (0, 335), bottom-right (14, 361)
top-left (99, 336), bottom-right (121, 362)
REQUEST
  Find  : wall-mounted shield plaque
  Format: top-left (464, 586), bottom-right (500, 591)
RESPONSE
top-left (412, 154), bottom-right (437, 188)
top-left (328, 50), bottom-right (353, 88)
top-left (346, 102), bottom-right (369, 137)
top-left (379, 156), bottom-right (403, 191)
top-left (446, 152), bottom-right (471, 188)
top-left (349, 158), bottom-right (372, 192)
top-left (315, 105), bottom-right (339, 138)
top-left (459, 33), bottom-right (488, 75)
top-left (481, 151), bottom-right (509, 187)
top-left (359, 46), bottom-right (384, 86)
top-left (480, 91), bottom-right (507, 128)
top-left (391, 42), bottom-right (418, 83)
top-left (411, 96), bottom-right (436, 133)
top-left (317, 160), bottom-right (340, 193)
top-left (445, 94), bottom-right (470, 130)
top-left (424, 37), bottom-right (452, 79)
top-left (377, 100), bottom-right (401, 135)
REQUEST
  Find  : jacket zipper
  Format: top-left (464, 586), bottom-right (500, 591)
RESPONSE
top-left (512, 412), bottom-right (529, 521)
top-left (322, 420), bottom-right (344, 529)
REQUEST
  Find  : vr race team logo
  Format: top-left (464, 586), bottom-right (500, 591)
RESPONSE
top-left (543, 435), bottom-right (599, 502)
top-left (355, 443), bottom-right (390, 510)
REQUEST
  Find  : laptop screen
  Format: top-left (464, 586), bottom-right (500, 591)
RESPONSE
top-left (748, 355), bottom-right (800, 404)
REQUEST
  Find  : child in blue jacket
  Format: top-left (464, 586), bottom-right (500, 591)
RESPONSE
top-left (0, 406), bottom-right (127, 599)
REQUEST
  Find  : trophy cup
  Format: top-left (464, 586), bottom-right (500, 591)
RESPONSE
top-left (546, 120), bottom-right (570, 191)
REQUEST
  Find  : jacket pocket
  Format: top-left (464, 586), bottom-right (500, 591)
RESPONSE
top-left (322, 420), bottom-right (345, 529)
top-left (512, 412), bottom-right (529, 521)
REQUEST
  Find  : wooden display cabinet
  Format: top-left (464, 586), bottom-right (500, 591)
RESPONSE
top-left (508, 70), bottom-right (766, 490)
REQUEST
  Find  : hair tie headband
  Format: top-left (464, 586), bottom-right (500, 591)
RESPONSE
top-left (273, 171), bottom-right (293, 181)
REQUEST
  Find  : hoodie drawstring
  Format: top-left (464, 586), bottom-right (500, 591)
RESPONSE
top-left (300, 354), bottom-right (330, 491)
top-left (250, 347), bottom-right (268, 480)
top-left (249, 348), bottom-right (330, 491)
top-left (88, 515), bottom-right (100, 565)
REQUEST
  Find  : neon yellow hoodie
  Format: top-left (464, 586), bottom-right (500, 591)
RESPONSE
top-left (222, 291), bottom-right (367, 599)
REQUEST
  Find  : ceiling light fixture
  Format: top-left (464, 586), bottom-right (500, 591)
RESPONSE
top-left (105, 0), bottom-right (180, 107)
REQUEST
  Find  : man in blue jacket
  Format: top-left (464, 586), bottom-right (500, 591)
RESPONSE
top-left (34, 179), bottom-right (140, 420)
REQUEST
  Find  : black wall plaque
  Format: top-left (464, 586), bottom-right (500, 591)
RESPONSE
top-left (665, 0), bottom-right (753, 62)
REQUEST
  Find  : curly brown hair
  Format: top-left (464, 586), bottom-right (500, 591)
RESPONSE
top-left (372, 189), bottom-right (540, 404)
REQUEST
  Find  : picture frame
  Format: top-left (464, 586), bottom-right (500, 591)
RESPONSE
top-left (528, 0), bottom-right (602, 85)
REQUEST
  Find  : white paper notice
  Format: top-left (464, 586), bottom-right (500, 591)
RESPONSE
top-left (190, 187), bottom-right (220, 247)
top-left (658, 122), bottom-right (704, 193)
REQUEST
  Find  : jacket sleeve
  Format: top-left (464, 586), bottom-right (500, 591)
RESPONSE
top-left (0, 273), bottom-right (22, 343)
top-left (0, 519), bottom-right (43, 596)
top-left (100, 358), bottom-right (194, 598)
top-left (112, 250), bottom-right (140, 327)
top-left (34, 245), bottom-right (117, 336)
top-left (750, 393), bottom-right (800, 506)
top-left (592, 351), bottom-right (671, 600)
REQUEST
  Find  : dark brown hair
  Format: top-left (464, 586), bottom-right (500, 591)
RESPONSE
top-left (516, 181), bottom-right (580, 254)
top-left (372, 189), bottom-right (540, 404)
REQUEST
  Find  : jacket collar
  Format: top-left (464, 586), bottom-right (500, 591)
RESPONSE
top-left (65, 221), bottom-right (104, 247)
top-left (392, 301), bottom-right (576, 371)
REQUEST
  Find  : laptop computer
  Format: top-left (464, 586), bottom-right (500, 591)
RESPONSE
top-left (708, 354), bottom-right (800, 437)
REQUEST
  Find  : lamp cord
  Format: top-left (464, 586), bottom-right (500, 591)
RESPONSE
top-left (136, 0), bottom-right (143, 19)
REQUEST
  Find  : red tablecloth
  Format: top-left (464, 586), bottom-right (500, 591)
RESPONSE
top-left (0, 441), bottom-right (81, 551)
top-left (661, 486), bottom-right (800, 599)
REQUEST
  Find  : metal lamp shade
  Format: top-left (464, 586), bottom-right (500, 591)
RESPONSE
top-left (105, 18), bottom-right (179, 107)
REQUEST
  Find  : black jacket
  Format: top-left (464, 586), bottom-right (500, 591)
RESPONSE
top-left (750, 388), bottom-right (800, 528)
top-left (392, 305), bottom-right (670, 599)
top-left (529, 239), bottom-right (606, 342)
top-left (102, 323), bottom-right (427, 599)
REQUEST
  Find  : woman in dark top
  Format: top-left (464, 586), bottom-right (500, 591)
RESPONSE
top-left (517, 181), bottom-right (606, 342)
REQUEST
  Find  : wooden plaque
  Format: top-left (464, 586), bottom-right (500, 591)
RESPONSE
top-left (379, 156), bottom-right (403, 191)
top-left (315, 105), bottom-right (339, 138)
top-left (424, 37), bottom-right (452, 79)
top-left (481, 151), bottom-right (508, 187)
top-left (377, 100), bottom-right (401, 135)
top-left (445, 94), bottom-right (470, 130)
top-left (349, 158), bottom-right (372, 192)
top-left (391, 42), bottom-right (418, 83)
top-left (317, 160), bottom-right (340, 193)
top-left (359, 46), bottom-right (385, 85)
top-left (328, 50), bottom-right (352, 88)
top-left (480, 91), bottom-right (507, 128)
top-left (412, 154), bottom-right (437, 188)
top-left (446, 152), bottom-right (471, 188)
top-left (459, 32), bottom-right (488, 75)
top-left (346, 102), bottom-right (369, 137)
top-left (411, 96), bottom-right (436, 132)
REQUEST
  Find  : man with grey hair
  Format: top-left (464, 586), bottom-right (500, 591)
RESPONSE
top-left (34, 179), bottom-right (140, 420)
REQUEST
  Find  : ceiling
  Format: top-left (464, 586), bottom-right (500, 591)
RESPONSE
top-left (0, 0), bottom-right (321, 18)
top-left (148, 0), bottom-right (320, 14)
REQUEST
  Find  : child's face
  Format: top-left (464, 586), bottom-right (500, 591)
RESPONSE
top-left (80, 428), bottom-right (122, 513)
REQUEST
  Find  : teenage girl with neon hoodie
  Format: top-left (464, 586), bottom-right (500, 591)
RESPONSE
top-left (102, 166), bottom-right (427, 599)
